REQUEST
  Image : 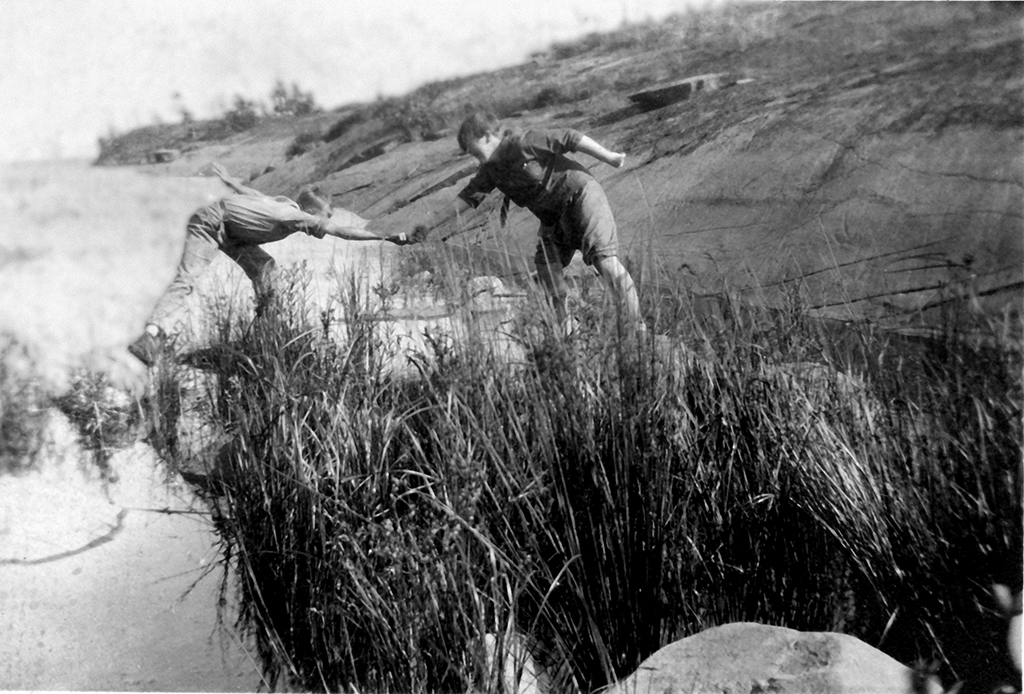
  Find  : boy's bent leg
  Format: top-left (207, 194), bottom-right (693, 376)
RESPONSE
top-left (534, 236), bottom-right (571, 330)
top-left (224, 244), bottom-right (278, 315)
top-left (573, 180), bottom-right (619, 266)
top-left (133, 209), bottom-right (222, 365)
top-left (572, 180), bottom-right (645, 332)
top-left (147, 213), bottom-right (222, 330)
top-left (594, 255), bottom-right (644, 332)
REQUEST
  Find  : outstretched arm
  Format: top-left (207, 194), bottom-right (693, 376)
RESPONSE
top-left (321, 220), bottom-right (413, 245)
top-left (575, 136), bottom-right (626, 168)
top-left (321, 221), bottom-right (388, 241)
top-left (210, 163), bottom-right (263, 196)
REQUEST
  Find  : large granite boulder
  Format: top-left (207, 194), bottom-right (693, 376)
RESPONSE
top-left (606, 622), bottom-right (940, 694)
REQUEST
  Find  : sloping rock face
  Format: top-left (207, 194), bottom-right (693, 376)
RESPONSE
top-left (450, 3), bottom-right (1022, 329)
top-left (606, 622), bottom-right (939, 694)
top-left (294, 3), bottom-right (1017, 334)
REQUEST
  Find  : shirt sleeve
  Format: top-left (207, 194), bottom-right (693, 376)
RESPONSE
top-left (263, 196), bottom-right (329, 238)
top-left (521, 128), bottom-right (584, 158)
top-left (457, 168), bottom-right (496, 209)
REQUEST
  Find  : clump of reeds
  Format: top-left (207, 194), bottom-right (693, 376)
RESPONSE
top-left (51, 369), bottom-right (141, 480)
top-left (1, 335), bottom-right (143, 480)
top-left (150, 262), bottom-right (1022, 692)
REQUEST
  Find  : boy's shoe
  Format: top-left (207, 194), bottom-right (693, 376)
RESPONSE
top-left (127, 329), bottom-right (168, 367)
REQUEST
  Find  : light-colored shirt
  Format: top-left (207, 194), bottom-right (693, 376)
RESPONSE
top-left (221, 193), bottom-right (328, 243)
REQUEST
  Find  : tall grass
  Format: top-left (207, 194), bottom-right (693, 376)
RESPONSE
top-left (51, 369), bottom-right (140, 480)
top-left (150, 264), bottom-right (1022, 692)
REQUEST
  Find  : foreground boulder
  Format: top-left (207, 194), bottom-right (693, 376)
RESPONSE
top-left (606, 622), bottom-right (939, 694)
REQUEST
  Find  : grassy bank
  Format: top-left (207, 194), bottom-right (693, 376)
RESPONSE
top-left (150, 261), bottom-right (1021, 692)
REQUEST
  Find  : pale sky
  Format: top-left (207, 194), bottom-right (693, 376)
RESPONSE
top-left (1, 0), bottom-right (707, 163)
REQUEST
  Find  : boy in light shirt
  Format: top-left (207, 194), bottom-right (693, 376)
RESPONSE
top-left (128, 164), bottom-right (414, 366)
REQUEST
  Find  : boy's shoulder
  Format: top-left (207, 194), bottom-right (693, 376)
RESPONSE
top-left (511, 126), bottom-right (582, 153)
top-left (489, 128), bottom-right (525, 161)
top-left (506, 126), bottom-right (553, 142)
top-left (498, 127), bottom-right (558, 156)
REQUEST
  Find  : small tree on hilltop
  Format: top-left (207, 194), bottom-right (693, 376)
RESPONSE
top-left (225, 95), bottom-right (262, 132)
top-left (271, 80), bottom-right (319, 117)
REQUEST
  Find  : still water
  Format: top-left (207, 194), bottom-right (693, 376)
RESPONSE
top-left (0, 428), bottom-right (264, 691)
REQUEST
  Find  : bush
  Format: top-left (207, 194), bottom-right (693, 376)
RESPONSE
top-left (271, 80), bottom-right (319, 117)
top-left (371, 95), bottom-right (447, 140)
top-left (527, 86), bottom-right (568, 111)
top-left (324, 111), bottom-right (367, 143)
top-left (285, 131), bottom-right (322, 159)
top-left (51, 370), bottom-right (140, 480)
top-left (224, 95), bottom-right (261, 132)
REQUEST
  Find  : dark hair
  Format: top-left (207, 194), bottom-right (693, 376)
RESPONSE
top-left (457, 112), bottom-right (501, 153)
top-left (296, 185), bottom-right (332, 216)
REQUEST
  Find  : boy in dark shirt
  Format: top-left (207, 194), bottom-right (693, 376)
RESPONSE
top-left (452, 112), bottom-right (643, 335)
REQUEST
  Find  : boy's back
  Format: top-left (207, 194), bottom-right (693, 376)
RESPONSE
top-left (219, 193), bottom-right (326, 243)
top-left (459, 127), bottom-right (593, 225)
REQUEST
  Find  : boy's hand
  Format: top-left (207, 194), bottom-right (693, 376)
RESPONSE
top-left (386, 226), bottom-right (430, 246)
top-left (608, 152), bottom-right (627, 168)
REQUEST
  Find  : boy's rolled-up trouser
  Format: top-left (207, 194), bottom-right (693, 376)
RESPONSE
top-left (534, 178), bottom-right (620, 307)
top-left (147, 202), bottom-right (278, 330)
